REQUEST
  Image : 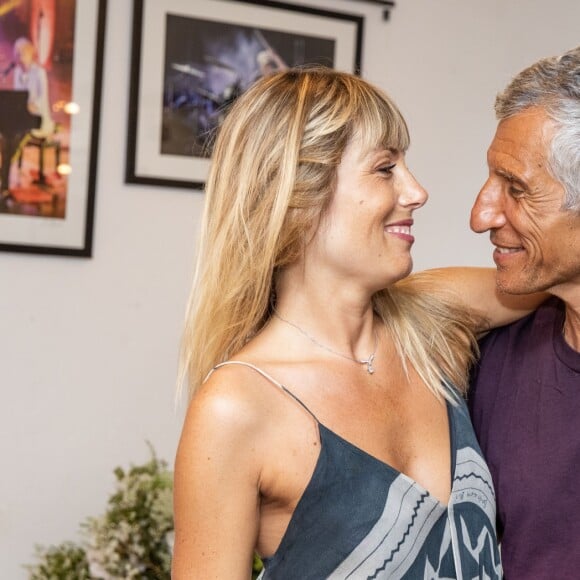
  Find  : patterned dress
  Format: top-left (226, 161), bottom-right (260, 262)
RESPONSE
top-left (213, 362), bottom-right (502, 580)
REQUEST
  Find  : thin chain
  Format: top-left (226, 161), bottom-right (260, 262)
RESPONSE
top-left (272, 310), bottom-right (378, 374)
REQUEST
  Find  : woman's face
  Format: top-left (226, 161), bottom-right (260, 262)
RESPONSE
top-left (307, 135), bottom-right (428, 294)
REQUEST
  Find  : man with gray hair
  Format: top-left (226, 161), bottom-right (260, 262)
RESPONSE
top-left (469, 45), bottom-right (580, 579)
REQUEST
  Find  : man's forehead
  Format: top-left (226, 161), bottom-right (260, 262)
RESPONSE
top-left (487, 107), bottom-right (556, 169)
top-left (496, 107), bottom-right (555, 141)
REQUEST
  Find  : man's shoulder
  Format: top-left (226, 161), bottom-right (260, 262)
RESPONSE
top-left (469, 296), bottom-right (563, 409)
top-left (480, 295), bottom-right (562, 352)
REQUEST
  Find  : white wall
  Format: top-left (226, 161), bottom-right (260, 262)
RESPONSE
top-left (1, 0), bottom-right (578, 576)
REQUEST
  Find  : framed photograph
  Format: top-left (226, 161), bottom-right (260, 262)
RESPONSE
top-left (126, 0), bottom-right (363, 190)
top-left (0, 0), bottom-right (107, 257)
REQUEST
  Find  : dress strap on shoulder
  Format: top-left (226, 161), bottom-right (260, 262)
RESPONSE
top-left (211, 361), bottom-right (285, 389)
top-left (208, 360), bottom-right (320, 423)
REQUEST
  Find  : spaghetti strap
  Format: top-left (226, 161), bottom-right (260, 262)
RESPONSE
top-left (208, 360), bottom-right (320, 423)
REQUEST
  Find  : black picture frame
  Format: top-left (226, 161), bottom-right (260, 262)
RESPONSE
top-left (0, 0), bottom-right (107, 257)
top-left (125, 0), bottom-right (363, 191)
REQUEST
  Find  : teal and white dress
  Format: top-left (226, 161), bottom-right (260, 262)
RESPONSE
top-left (214, 362), bottom-right (502, 580)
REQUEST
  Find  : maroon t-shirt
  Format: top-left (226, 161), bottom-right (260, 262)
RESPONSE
top-left (469, 297), bottom-right (580, 579)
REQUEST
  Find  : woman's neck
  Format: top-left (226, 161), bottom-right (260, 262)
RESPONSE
top-left (274, 265), bottom-right (378, 357)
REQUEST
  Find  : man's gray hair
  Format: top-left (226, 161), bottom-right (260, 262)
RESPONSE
top-left (495, 46), bottom-right (580, 211)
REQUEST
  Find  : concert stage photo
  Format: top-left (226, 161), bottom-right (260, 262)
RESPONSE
top-left (0, 0), bottom-right (74, 219)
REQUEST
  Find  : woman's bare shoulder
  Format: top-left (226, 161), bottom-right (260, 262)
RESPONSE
top-left (173, 364), bottom-right (268, 579)
top-left (181, 360), bottom-right (287, 449)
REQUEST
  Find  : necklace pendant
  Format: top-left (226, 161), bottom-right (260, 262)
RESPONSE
top-left (365, 353), bottom-right (375, 374)
top-left (273, 310), bottom-right (378, 374)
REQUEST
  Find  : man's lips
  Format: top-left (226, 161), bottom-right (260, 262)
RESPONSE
top-left (491, 235), bottom-right (524, 254)
top-left (495, 246), bottom-right (522, 254)
top-left (491, 238), bottom-right (525, 264)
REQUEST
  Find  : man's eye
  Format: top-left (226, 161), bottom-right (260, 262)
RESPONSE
top-left (508, 184), bottom-right (525, 197)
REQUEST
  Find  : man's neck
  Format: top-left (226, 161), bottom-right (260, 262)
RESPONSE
top-left (548, 280), bottom-right (580, 351)
top-left (563, 303), bottom-right (580, 352)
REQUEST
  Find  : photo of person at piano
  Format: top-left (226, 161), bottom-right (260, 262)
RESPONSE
top-left (0, 35), bottom-right (55, 207)
top-left (0, 0), bottom-right (74, 217)
top-left (12, 36), bottom-right (55, 138)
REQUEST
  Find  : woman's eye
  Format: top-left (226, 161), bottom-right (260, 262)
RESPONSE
top-left (378, 163), bottom-right (396, 176)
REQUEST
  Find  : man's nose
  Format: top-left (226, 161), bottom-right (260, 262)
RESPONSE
top-left (470, 180), bottom-right (506, 233)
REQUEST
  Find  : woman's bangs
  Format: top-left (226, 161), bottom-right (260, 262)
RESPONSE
top-left (354, 94), bottom-right (410, 154)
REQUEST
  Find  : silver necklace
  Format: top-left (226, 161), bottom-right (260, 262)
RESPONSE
top-left (273, 310), bottom-right (378, 374)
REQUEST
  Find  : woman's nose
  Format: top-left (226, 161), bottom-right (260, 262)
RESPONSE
top-left (400, 171), bottom-right (428, 210)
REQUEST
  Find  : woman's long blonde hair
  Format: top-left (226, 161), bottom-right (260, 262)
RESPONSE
top-left (179, 67), bottom-right (478, 401)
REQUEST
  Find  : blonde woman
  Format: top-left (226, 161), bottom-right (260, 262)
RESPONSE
top-left (173, 68), bottom-right (540, 579)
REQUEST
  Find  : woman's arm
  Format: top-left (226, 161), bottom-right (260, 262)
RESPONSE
top-left (409, 267), bottom-right (548, 331)
top-left (172, 378), bottom-right (262, 579)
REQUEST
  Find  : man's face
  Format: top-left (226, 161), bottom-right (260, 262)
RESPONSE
top-left (470, 106), bottom-right (580, 296)
top-left (16, 44), bottom-right (34, 68)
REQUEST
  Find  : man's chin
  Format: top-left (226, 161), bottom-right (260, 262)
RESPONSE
top-left (495, 268), bottom-right (548, 295)
top-left (495, 272), bottom-right (529, 295)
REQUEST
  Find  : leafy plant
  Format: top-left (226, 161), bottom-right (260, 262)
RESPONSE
top-left (26, 446), bottom-right (264, 579)
top-left (82, 446), bottom-right (174, 579)
top-left (27, 542), bottom-right (90, 580)
top-left (253, 553), bottom-right (264, 578)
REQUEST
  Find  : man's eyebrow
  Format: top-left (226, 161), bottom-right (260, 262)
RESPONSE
top-left (496, 168), bottom-right (527, 187)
